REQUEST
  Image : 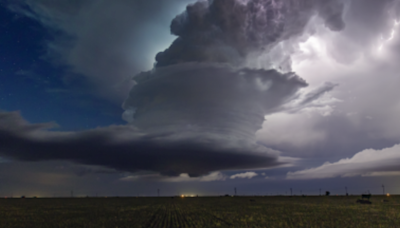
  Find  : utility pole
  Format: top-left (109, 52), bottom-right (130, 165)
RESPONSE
top-left (234, 187), bottom-right (237, 196)
top-left (382, 185), bottom-right (385, 195)
top-left (290, 188), bottom-right (292, 196)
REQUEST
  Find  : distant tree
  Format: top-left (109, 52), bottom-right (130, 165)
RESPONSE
top-left (325, 191), bottom-right (330, 196)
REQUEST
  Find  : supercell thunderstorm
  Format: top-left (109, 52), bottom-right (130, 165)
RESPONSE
top-left (0, 0), bottom-right (346, 177)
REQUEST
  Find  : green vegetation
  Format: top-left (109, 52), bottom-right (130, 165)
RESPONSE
top-left (0, 195), bottom-right (399, 227)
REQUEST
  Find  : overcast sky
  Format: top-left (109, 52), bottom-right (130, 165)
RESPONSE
top-left (1, 0), bottom-right (400, 197)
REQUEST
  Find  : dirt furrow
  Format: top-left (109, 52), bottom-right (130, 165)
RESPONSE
top-left (143, 207), bottom-right (161, 228)
top-left (177, 205), bottom-right (191, 228)
top-left (173, 203), bottom-right (187, 228)
top-left (200, 208), bottom-right (233, 227)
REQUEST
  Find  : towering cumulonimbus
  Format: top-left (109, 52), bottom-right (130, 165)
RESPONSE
top-left (155, 0), bottom-right (345, 67)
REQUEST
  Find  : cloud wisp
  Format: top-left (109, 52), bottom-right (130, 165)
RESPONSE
top-left (230, 172), bottom-right (258, 179)
top-left (120, 171), bottom-right (227, 182)
top-left (287, 144), bottom-right (400, 179)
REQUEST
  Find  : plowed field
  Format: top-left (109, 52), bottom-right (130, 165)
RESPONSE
top-left (0, 196), bottom-right (399, 228)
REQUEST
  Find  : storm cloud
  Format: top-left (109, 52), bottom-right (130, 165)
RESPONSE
top-left (1, 0), bottom-right (345, 179)
top-left (5, 0), bottom-right (400, 187)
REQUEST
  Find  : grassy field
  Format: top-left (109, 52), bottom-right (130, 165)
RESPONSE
top-left (0, 195), bottom-right (399, 228)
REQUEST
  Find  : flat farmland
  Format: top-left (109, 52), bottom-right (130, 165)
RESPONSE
top-left (0, 196), bottom-right (400, 228)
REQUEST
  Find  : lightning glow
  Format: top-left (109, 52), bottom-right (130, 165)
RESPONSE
top-left (299, 36), bottom-right (325, 56)
top-left (378, 20), bottom-right (399, 51)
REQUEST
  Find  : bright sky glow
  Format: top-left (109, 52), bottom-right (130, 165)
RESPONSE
top-left (292, 35), bottom-right (334, 84)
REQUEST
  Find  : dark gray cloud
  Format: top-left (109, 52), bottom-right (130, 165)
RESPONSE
top-left (156, 0), bottom-right (345, 67)
top-left (1, 62), bottom-right (308, 176)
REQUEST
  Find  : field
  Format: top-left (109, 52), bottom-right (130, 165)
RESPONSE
top-left (0, 196), bottom-right (400, 228)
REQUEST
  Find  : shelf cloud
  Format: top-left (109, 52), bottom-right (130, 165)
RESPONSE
top-left (0, 62), bottom-right (305, 177)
